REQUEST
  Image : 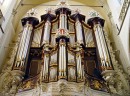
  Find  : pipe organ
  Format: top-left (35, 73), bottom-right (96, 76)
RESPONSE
top-left (13, 1), bottom-right (115, 94)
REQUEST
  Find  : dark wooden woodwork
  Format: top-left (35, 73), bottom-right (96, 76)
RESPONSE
top-left (29, 60), bottom-right (40, 77)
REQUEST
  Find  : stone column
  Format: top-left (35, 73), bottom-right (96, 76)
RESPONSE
top-left (107, 12), bottom-right (130, 95)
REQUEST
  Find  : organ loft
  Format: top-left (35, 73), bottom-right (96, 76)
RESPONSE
top-left (0, 0), bottom-right (129, 96)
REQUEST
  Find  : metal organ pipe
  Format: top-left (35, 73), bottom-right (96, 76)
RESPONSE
top-left (22, 26), bottom-right (33, 66)
top-left (76, 53), bottom-right (83, 79)
top-left (41, 10), bottom-right (57, 81)
top-left (79, 55), bottom-right (81, 78)
top-left (58, 12), bottom-right (68, 78)
top-left (15, 22), bottom-right (33, 68)
top-left (43, 21), bottom-right (51, 44)
top-left (18, 26), bottom-right (29, 64)
top-left (63, 45), bottom-right (66, 76)
top-left (59, 44), bottom-right (63, 77)
top-left (98, 25), bottom-right (108, 67)
top-left (87, 17), bottom-right (112, 70)
top-left (61, 45), bottom-right (64, 76)
top-left (75, 20), bottom-right (83, 43)
top-left (62, 45), bottom-right (66, 76)
top-left (96, 24), bottom-right (111, 68)
top-left (46, 55), bottom-right (49, 79)
top-left (43, 55), bottom-right (46, 79)
top-left (76, 55), bottom-right (79, 76)
top-left (79, 55), bottom-right (82, 79)
top-left (17, 25), bottom-right (28, 61)
top-left (94, 25), bottom-right (105, 67)
top-left (43, 54), bottom-right (49, 80)
top-left (58, 41), bottom-right (66, 78)
top-left (100, 27), bottom-right (110, 67)
top-left (59, 14), bottom-right (67, 29)
top-left (13, 15), bottom-right (39, 71)
top-left (21, 25), bottom-right (32, 67)
top-left (65, 15), bottom-right (67, 29)
top-left (97, 26), bottom-right (106, 59)
top-left (59, 45), bottom-right (62, 76)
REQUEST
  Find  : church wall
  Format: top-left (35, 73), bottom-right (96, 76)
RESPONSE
top-left (0, 0), bottom-right (17, 70)
top-left (106, 0), bottom-right (123, 27)
top-left (119, 6), bottom-right (130, 61)
top-left (106, 0), bottom-right (130, 74)
top-left (119, 6), bottom-right (130, 74)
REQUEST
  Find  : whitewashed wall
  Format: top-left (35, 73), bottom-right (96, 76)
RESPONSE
top-left (119, 7), bottom-right (130, 62)
top-left (107, 0), bottom-right (130, 73)
top-left (107, 0), bottom-right (124, 26)
top-left (0, 0), bottom-right (17, 70)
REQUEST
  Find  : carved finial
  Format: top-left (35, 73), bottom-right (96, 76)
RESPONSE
top-left (75, 9), bottom-right (81, 14)
top-left (108, 12), bottom-right (112, 18)
top-left (45, 8), bottom-right (52, 14)
top-left (60, 0), bottom-right (66, 4)
top-left (89, 11), bottom-right (99, 17)
top-left (26, 8), bottom-right (37, 17)
top-left (57, 0), bottom-right (68, 8)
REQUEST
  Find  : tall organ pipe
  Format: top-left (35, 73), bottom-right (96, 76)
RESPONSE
top-left (42, 21), bottom-right (51, 44)
top-left (75, 19), bottom-right (83, 43)
top-left (55, 8), bottom-right (71, 79)
top-left (59, 44), bottom-right (62, 76)
top-left (76, 53), bottom-right (83, 79)
top-left (87, 17), bottom-right (113, 71)
top-left (58, 40), bottom-right (66, 78)
top-left (59, 14), bottom-right (67, 29)
top-left (13, 17), bottom-right (39, 71)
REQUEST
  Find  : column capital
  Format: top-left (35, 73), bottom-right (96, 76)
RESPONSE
top-left (41, 13), bottom-right (56, 22)
top-left (70, 13), bottom-right (85, 22)
top-left (21, 17), bottom-right (39, 27)
top-left (87, 17), bottom-right (105, 28)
